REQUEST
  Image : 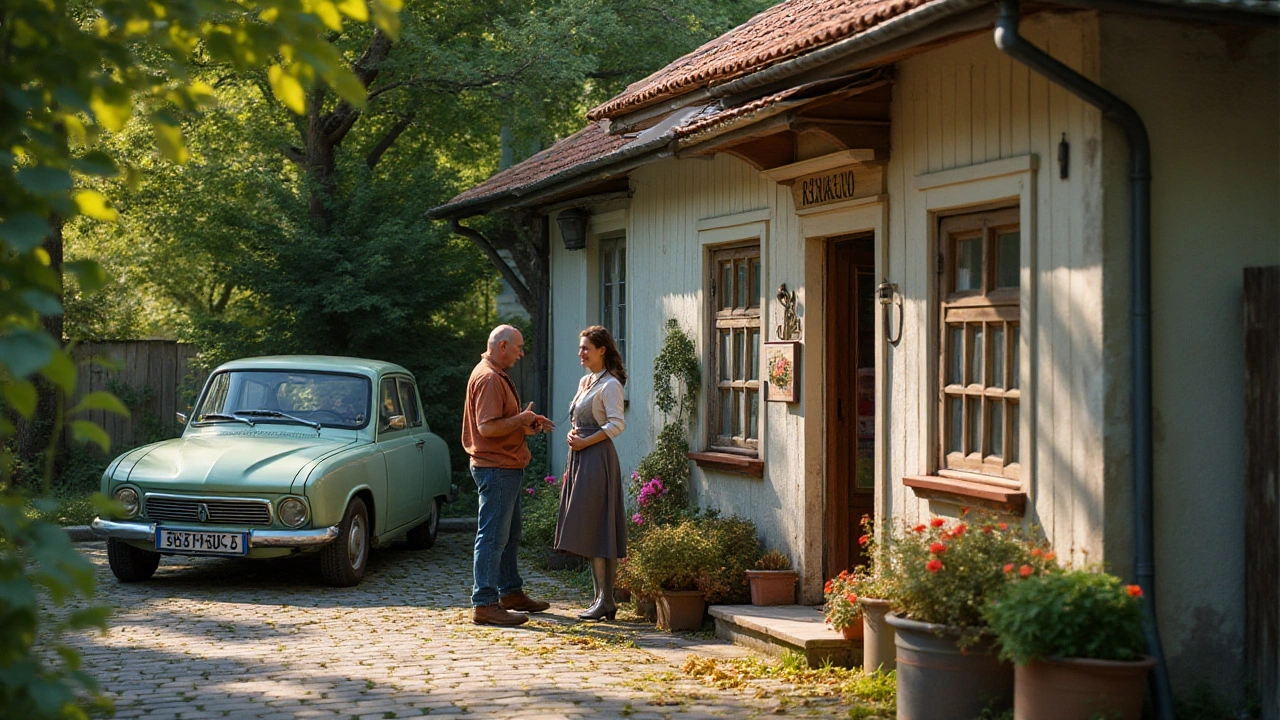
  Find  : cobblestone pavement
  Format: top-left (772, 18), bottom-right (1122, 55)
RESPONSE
top-left (60, 532), bottom-right (861, 719)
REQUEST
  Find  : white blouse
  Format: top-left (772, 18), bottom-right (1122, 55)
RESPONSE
top-left (569, 370), bottom-right (626, 439)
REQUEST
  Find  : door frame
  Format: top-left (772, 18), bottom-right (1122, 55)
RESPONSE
top-left (799, 197), bottom-right (888, 594)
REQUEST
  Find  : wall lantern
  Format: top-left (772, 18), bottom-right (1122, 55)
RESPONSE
top-left (556, 208), bottom-right (589, 250)
top-left (877, 278), bottom-right (903, 346)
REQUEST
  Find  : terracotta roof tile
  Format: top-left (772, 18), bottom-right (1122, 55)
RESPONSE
top-left (587, 0), bottom-right (933, 121)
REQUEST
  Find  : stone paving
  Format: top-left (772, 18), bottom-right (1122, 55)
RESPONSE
top-left (58, 531), bottom-right (863, 719)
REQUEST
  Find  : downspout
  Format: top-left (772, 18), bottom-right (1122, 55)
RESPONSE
top-left (992, 3), bottom-right (1173, 719)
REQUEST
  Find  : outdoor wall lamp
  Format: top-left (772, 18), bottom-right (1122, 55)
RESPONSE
top-left (877, 278), bottom-right (903, 346)
top-left (555, 208), bottom-right (589, 250)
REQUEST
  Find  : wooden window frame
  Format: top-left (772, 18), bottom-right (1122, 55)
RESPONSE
top-left (938, 207), bottom-right (1021, 484)
top-left (707, 243), bottom-right (762, 455)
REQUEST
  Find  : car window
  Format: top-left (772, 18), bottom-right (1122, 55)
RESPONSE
top-left (379, 378), bottom-right (404, 434)
top-left (194, 370), bottom-right (371, 429)
top-left (396, 378), bottom-right (422, 428)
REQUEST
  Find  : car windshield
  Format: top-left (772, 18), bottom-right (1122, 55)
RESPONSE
top-left (193, 370), bottom-right (372, 429)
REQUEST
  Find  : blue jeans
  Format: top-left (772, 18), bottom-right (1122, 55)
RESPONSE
top-left (470, 465), bottom-right (525, 607)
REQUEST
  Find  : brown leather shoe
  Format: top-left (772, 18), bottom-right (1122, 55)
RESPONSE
top-left (472, 604), bottom-right (528, 626)
top-left (498, 591), bottom-right (551, 613)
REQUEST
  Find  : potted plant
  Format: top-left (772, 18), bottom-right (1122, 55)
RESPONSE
top-left (836, 515), bottom-right (899, 671)
top-left (624, 520), bottom-right (717, 631)
top-left (884, 513), bottom-right (1056, 720)
top-left (984, 568), bottom-right (1154, 720)
top-left (746, 549), bottom-right (797, 605)
top-left (823, 570), bottom-right (865, 640)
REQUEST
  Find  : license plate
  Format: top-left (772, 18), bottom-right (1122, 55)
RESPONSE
top-left (155, 528), bottom-right (248, 556)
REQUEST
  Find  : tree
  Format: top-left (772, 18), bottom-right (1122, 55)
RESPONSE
top-left (1, 1), bottom-right (397, 716)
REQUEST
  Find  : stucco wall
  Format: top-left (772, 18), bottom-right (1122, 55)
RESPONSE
top-left (1099, 13), bottom-right (1279, 701)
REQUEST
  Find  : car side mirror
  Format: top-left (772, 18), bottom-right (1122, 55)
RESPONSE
top-left (388, 415), bottom-right (406, 431)
top-left (176, 412), bottom-right (188, 425)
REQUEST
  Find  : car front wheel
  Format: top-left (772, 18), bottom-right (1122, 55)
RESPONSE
top-left (320, 497), bottom-right (369, 587)
top-left (107, 538), bottom-right (160, 582)
top-left (405, 498), bottom-right (440, 550)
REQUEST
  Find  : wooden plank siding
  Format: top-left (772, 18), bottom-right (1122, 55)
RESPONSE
top-left (69, 341), bottom-right (204, 454)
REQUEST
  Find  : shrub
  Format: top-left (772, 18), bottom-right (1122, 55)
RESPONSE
top-left (984, 568), bottom-right (1147, 664)
top-left (887, 513), bottom-right (1055, 646)
top-left (520, 472), bottom-right (563, 551)
top-left (755, 549), bottom-right (791, 571)
top-left (699, 514), bottom-right (762, 604)
top-left (623, 520), bottom-right (717, 594)
top-left (824, 571), bottom-right (863, 631)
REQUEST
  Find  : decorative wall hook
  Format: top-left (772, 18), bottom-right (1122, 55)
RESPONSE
top-left (775, 284), bottom-right (802, 341)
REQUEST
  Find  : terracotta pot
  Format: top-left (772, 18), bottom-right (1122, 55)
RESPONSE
top-left (886, 613), bottom-right (1013, 720)
top-left (745, 569), bottom-right (798, 605)
top-left (614, 586), bottom-right (632, 603)
top-left (840, 623), bottom-right (864, 640)
top-left (656, 590), bottom-right (706, 631)
top-left (633, 593), bottom-right (657, 621)
top-left (859, 598), bottom-right (896, 673)
top-left (1014, 655), bottom-right (1156, 720)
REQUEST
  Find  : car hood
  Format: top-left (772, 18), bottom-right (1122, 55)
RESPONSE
top-left (125, 432), bottom-right (357, 494)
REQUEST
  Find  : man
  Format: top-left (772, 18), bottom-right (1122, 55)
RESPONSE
top-left (462, 324), bottom-right (555, 626)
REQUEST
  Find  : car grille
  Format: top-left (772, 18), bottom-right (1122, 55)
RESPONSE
top-left (144, 495), bottom-right (273, 526)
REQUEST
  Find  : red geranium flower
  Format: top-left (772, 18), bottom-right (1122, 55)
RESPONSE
top-left (1019, 564), bottom-right (1033, 577)
top-left (983, 525), bottom-right (994, 534)
top-left (952, 523), bottom-right (967, 536)
top-left (929, 542), bottom-right (947, 555)
top-left (912, 524), bottom-right (926, 533)
top-left (998, 522), bottom-right (1008, 530)
top-left (858, 534), bottom-right (870, 547)
top-left (930, 518), bottom-right (945, 528)
top-left (926, 559), bottom-right (944, 573)
top-left (960, 506), bottom-right (971, 516)
top-left (1030, 548), bottom-right (1042, 557)
top-left (824, 580), bottom-right (833, 593)
top-left (1044, 551), bottom-right (1056, 561)
top-left (1126, 585), bottom-right (1143, 598)
top-left (1003, 563), bottom-right (1015, 573)
top-left (846, 593), bottom-right (858, 604)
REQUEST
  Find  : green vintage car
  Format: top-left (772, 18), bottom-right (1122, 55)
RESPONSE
top-left (91, 356), bottom-right (454, 587)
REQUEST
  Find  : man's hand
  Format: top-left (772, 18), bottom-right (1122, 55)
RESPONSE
top-left (519, 402), bottom-right (553, 435)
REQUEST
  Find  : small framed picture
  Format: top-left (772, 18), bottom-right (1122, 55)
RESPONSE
top-left (764, 341), bottom-right (801, 403)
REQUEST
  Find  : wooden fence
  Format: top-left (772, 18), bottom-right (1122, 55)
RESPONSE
top-left (1245, 266), bottom-right (1279, 720)
top-left (69, 341), bottom-right (205, 453)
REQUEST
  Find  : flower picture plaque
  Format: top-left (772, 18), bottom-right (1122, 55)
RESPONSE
top-left (764, 341), bottom-right (801, 403)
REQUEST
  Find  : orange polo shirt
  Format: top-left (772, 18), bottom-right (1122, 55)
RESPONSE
top-left (462, 355), bottom-right (532, 469)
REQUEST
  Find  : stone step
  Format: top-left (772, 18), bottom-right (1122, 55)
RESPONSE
top-left (708, 604), bottom-right (862, 668)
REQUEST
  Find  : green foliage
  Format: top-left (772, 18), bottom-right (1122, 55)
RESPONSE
top-left (652, 318), bottom-right (701, 425)
top-left (984, 569), bottom-right (1147, 664)
top-left (631, 319), bottom-right (702, 527)
top-left (697, 513), bottom-right (761, 604)
top-left (887, 514), bottom-right (1055, 647)
top-left (622, 520), bottom-right (718, 594)
top-left (520, 441), bottom-right (562, 552)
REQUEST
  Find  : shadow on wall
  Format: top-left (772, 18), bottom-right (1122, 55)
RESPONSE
top-left (1169, 603), bottom-right (1251, 718)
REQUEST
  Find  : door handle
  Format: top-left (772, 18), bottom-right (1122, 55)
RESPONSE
top-left (415, 440), bottom-right (425, 448)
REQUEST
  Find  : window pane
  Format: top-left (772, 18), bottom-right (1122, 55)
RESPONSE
top-left (720, 390), bottom-right (732, 437)
top-left (956, 237), bottom-right (983, 291)
top-left (967, 397), bottom-right (982, 455)
top-left (970, 325), bottom-right (984, 386)
top-left (747, 390), bottom-right (759, 440)
top-left (619, 245), bottom-right (626, 286)
top-left (948, 397), bottom-right (963, 455)
top-left (735, 328), bottom-right (745, 380)
top-left (731, 389), bottom-right (742, 437)
top-left (989, 399), bottom-right (1003, 459)
top-left (719, 330), bottom-right (731, 382)
top-left (617, 300), bottom-right (626, 347)
top-left (602, 283), bottom-right (612, 328)
top-left (996, 231), bottom-right (1020, 289)
top-left (1010, 403), bottom-right (1020, 463)
top-left (747, 328), bottom-right (758, 381)
top-left (720, 262), bottom-right (732, 311)
top-left (736, 260), bottom-right (748, 309)
top-left (948, 325), bottom-right (963, 385)
top-left (991, 325), bottom-right (1005, 388)
top-left (602, 247), bottom-right (614, 285)
top-left (1011, 325), bottom-right (1020, 390)
top-left (750, 258), bottom-right (761, 308)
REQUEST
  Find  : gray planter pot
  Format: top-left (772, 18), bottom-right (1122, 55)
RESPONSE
top-left (859, 598), bottom-right (896, 673)
top-left (885, 613), bottom-right (1012, 720)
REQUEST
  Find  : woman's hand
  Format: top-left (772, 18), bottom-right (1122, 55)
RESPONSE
top-left (566, 430), bottom-right (590, 451)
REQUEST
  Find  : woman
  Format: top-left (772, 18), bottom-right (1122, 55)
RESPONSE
top-left (554, 325), bottom-right (627, 621)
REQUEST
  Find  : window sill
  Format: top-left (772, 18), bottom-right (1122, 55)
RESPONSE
top-left (688, 451), bottom-right (764, 478)
top-left (902, 475), bottom-right (1026, 515)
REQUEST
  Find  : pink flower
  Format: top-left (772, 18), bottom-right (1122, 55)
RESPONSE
top-left (544, 475), bottom-right (557, 484)
top-left (525, 487), bottom-right (535, 495)
top-left (631, 513), bottom-right (644, 525)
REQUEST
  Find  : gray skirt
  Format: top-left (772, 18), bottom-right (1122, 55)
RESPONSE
top-left (553, 427), bottom-right (627, 559)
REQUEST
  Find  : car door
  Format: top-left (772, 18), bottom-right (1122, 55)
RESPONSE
top-left (376, 376), bottom-right (425, 532)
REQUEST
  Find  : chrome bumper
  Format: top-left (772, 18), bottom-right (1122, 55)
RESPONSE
top-left (90, 518), bottom-right (340, 549)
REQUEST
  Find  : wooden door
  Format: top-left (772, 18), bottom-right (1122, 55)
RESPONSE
top-left (826, 234), bottom-right (877, 576)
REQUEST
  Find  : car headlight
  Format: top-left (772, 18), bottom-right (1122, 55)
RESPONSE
top-left (278, 497), bottom-right (308, 528)
top-left (114, 487), bottom-right (140, 519)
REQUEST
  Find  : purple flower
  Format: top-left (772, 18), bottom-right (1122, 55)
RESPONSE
top-left (631, 513), bottom-right (644, 525)
top-left (631, 471), bottom-right (640, 480)
top-left (525, 487), bottom-right (536, 495)
top-left (544, 475), bottom-right (557, 484)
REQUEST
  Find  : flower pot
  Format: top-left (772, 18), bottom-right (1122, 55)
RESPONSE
top-left (840, 623), bottom-right (864, 641)
top-left (633, 593), bottom-right (657, 621)
top-left (859, 598), bottom-right (896, 673)
top-left (745, 569), bottom-right (798, 605)
top-left (614, 586), bottom-right (632, 603)
top-left (656, 590), bottom-right (706, 631)
top-left (1014, 655), bottom-right (1156, 720)
top-left (886, 613), bottom-right (1013, 720)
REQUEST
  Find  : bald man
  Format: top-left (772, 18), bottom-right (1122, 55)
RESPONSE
top-left (462, 325), bottom-right (554, 626)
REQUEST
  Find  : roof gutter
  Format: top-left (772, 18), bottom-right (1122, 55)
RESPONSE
top-left (993, 2), bottom-right (1172, 718)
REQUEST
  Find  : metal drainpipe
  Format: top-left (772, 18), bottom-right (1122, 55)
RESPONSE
top-left (992, 2), bottom-right (1173, 719)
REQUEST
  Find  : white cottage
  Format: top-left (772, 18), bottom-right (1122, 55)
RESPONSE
top-left (430, 0), bottom-right (1279, 713)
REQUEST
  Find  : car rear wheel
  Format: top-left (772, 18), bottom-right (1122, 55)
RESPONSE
top-left (405, 498), bottom-right (440, 550)
top-left (107, 538), bottom-right (160, 582)
top-left (320, 497), bottom-right (369, 587)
